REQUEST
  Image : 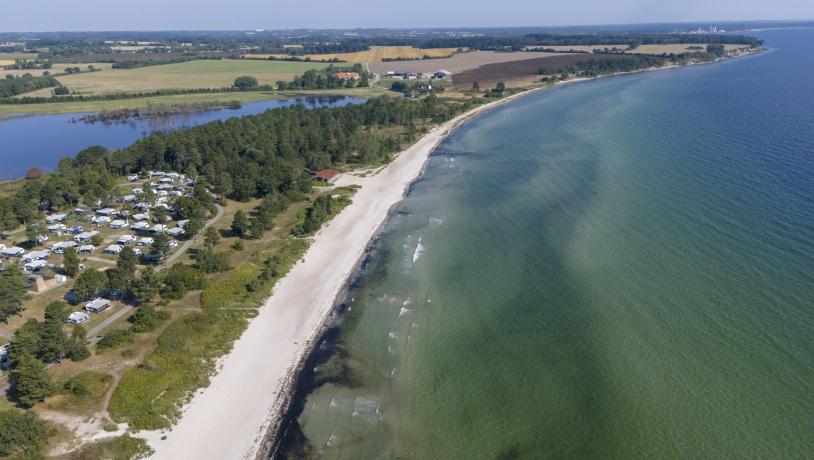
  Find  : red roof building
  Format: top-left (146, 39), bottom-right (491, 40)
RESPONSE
top-left (336, 72), bottom-right (360, 80)
top-left (314, 169), bottom-right (339, 183)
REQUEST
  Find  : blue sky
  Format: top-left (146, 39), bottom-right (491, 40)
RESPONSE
top-left (1, 0), bottom-right (813, 31)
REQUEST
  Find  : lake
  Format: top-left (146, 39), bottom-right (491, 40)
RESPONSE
top-left (0, 95), bottom-right (364, 180)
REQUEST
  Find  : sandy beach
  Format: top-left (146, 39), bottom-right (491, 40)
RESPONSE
top-left (139, 88), bottom-right (538, 459)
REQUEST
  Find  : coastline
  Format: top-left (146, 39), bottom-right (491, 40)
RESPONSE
top-left (137, 49), bottom-right (760, 459)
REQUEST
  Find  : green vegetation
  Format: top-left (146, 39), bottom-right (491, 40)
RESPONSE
top-left (61, 434), bottom-right (152, 460)
top-left (109, 239), bottom-right (307, 429)
top-left (97, 329), bottom-right (136, 351)
top-left (277, 63), bottom-right (369, 90)
top-left (10, 354), bottom-right (57, 408)
top-left (47, 372), bottom-right (114, 415)
top-left (0, 74), bottom-right (59, 97)
top-left (0, 262), bottom-right (29, 322)
top-left (0, 409), bottom-right (55, 458)
top-left (233, 75), bottom-right (258, 89)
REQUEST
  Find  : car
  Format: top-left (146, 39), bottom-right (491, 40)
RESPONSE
top-left (168, 240), bottom-right (178, 248)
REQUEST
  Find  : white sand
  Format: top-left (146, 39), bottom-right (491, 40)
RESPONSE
top-left (140, 91), bottom-right (538, 459)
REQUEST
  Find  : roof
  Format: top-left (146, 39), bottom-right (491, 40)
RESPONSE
top-left (314, 169), bottom-right (338, 181)
top-left (85, 298), bottom-right (110, 309)
top-left (336, 72), bottom-right (360, 79)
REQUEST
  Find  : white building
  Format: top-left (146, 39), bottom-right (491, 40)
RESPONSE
top-left (137, 237), bottom-right (155, 247)
top-left (24, 260), bottom-right (48, 272)
top-left (68, 311), bottom-right (90, 324)
top-left (46, 213), bottom-right (68, 224)
top-left (131, 221), bottom-right (151, 232)
top-left (116, 235), bottom-right (136, 245)
top-left (47, 223), bottom-right (67, 233)
top-left (78, 245), bottom-right (96, 254)
top-left (23, 250), bottom-right (50, 262)
top-left (51, 241), bottom-right (78, 254)
top-left (1, 246), bottom-right (24, 257)
top-left (109, 219), bottom-right (129, 229)
top-left (74, 231), bottom-right (100, 242)
top-left (133, 213), bottom-right (149, 221)
top-left (150, 224), bottom-right (167, 234)
top-left (167, 227), bottom-right (185, 238)
top-left (104, 244), bottom-right (123, 254)
top-left (96, 208), bottom-right (117, 216)
top-left (85, 298), bottom-right (111, 314)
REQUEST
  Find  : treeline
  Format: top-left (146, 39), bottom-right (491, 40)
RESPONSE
top-left (0, 96), bottom-right (470, 232)
top-left (0, 74), bottom-right (59, 97)
top-left (111, 56), bottom-right (201, 68)
top-left (0, 84), bottom-right (273, 105)
top-left (538, 46), bottom-right (728, 79)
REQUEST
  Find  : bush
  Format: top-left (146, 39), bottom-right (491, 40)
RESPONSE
top-left (161, 264), bottom-right (207, 299)
top-left (0, 409), bottom-right (55, 458)
top-left (233, 75), bottom-right (258, 90)
top-left (97, 329), bottom-right (135, 351)
top-left (129, 305), bottom-right (170, 333)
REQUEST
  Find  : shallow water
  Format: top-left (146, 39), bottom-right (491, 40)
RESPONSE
top-left (0, 95), bottom-right (363, 179)
top-left (278, 28), bottom-right (814, 459)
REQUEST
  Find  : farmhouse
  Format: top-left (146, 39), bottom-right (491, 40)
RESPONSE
top-left (68, 311), bottom-right (90, 324)
top-left (336, 72), bottom-right (360, 80)
top-left (313, 168), bottom-right (339, 183)
top-left (85, 298), bottom-right (111, 314)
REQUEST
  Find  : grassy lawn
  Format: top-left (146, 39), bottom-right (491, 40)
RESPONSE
top-left (19, 59), bottom-right (329, 97)
top-left (1, 63), bottom-right (114, 78)
top-left (46, 371), bottom-right (115, 416)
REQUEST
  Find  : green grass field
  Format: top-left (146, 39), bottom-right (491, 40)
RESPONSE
top-left (18, 59), bottom-right (330, 97)
top-left (0, 86), bottom-right (392, 116)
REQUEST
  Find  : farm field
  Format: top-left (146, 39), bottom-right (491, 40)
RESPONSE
top-left (369, 50), bottom-right (566, 75)
top-left (19, 59), bottom-right (329, 96)
top-left (244, 46), bottom-right (461, 63)
top-left (451, 53), bottom-right (632, 89)
top-left (0, 86), bottom-right (388, 116)
top-left (0, 52), bottom-right (39, 66)
top-left (1, 62), bottom-right (115, 78)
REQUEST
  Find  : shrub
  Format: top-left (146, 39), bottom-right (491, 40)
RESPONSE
top-left (0, 409), bottom-right (55, 458)
top-left (129, 305), bottom-right (170, 333)
top-left (97, 329), bottom-right (135, 351)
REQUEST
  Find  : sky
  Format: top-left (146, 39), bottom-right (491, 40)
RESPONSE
top-left (1, 0), bottom-right (813, 32)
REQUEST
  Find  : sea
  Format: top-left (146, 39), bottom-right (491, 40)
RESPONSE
top-left (274, 27), bottom-right (814, 459)
top-left (0, 95), bottom-right (363, 180)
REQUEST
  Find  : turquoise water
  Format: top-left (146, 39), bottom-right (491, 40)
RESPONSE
top-left (277, 28), bottom-right (814, 459)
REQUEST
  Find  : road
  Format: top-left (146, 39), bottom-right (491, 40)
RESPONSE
top-left (88, 203), bottom-right (224, 339)
top-left (159, 203), bottom-right (224, 270)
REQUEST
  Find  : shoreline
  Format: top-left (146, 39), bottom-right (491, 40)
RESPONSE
top-left (137, 49), bottom-right (760, 459)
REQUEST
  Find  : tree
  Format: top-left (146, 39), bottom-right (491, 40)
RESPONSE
top-left (183, 217), bottom-right (203, 240)
top-left (72, 269), bottom-right (106, 301)
top-left (151, 232), bottom-right (171, 259)
top-left (231, 210), bottom-right (249, 238)
top-left (117, 246), bottom-right (138, 276)
top-left (495, 82), bottom-right (506, 93)
top-left (204, 226), bottom-right (220, 248)
top-left (10, 354), bottom-right (56, 408)
top-left (6, 320), bottom-right (41, 367)
top-left (0, 262), bottom-right (29, 322)
top-left (63, 247), bottom-right (79, 277)
top-left (132, 267), bottom-right (160, 304)
top-left (26, 222), bottom-right (44, 246)
top-left (472, 81), bottom-right (480, 91)
top-left (233, 76), bottom-right (258, 90)
top-left (196, 247), bottom-right (230, 273)
top-left (53, 85), bottom-right (69, 95)
top-left (65, 325), bottom-right (90, 361)
top-left (0, 409), bottom-right (55, 458)
top-left (129, 304), bottom-right (170, 333)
